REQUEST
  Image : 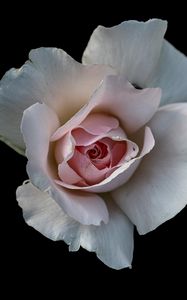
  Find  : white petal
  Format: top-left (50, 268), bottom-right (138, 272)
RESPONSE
top-left (83, 19), bottom-right (167, 87)
top-left (147, 40), bottom-right (187, 105)
top-left (70, 197), bottom-right (134, 270)
top-left (28, 48), bottom-right (116, 122)
top-left (16, 182), bottom-right (78, 242)
top-left (112, 103), bottom-right (187, 234)
top-left (0, 48), bottom-right (115, 153)
top-left (22, 103), bottom-right (109, 225)
top-left (17, 182), bottom-right (133, 269)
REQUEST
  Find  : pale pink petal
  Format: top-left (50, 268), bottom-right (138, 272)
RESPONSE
top-left (69, 149), bottom-right (108, 185)
top-left (58, 162), bottom-right (83, 185)
top-left (51, 76), bottom-right (161, 140)
top-left (112, 104), bottom-right (187, 234)
top-left (79, 113), bottom-right (119, 135)
top-left (77, 142), bottom-right (111, 170)
top-left (58, 127), bottom-right (154, 193)
top-left (71, 128), bottom-right (98, 146)
top-left (55, 133), bottom-right (75, 164)
top-left (21, 103), bottom-right (109, 225)
top-left (110, 142), bottom-right (127, 167)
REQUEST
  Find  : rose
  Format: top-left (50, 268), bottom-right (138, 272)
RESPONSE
top-left (1, 19), bottom-right (187, 270)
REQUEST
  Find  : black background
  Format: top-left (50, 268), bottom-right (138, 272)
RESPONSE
top-left (1, 2), bottom-right (187, 294)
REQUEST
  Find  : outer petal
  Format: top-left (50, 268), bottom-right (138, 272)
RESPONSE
top-left (112, 103), bottom-right (187, 234)
top-left (17, 182), bottom-right (133, 270)
top-left (83, 19), bottom-right (167, 87)
top-left (22, 103), bottom-right (108, 225)
top-left (147, 40), bottom-right (187, 105)
top-left (16, 182), bottom-right (79, 242)
top-left (72, 198), bottom-right (134, 270)
top-left (0, 48), bottom-right (115, 153)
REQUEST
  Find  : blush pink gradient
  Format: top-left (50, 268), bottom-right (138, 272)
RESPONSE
top-left (54, 113), bottom-right (129, 187)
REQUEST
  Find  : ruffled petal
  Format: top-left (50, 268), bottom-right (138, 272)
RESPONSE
top-left (83, 19), bottom-right (167, 87)
top-left (112, 103), bottom-right (187, 234)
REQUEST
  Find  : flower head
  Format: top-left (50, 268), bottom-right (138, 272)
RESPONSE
top-left (1, 19), bottom-right (187, 269)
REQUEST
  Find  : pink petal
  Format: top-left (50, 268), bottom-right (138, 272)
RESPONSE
top-left (79, 113), bottom-right (119, 135)
top-left (59, 127), bottom-right (154, 193)
top-left (58, 161), bottom-right (84, 185)
top-left (55, 132), bottom-right (75, 164)
top-left (71, 128), bottom-right (98, 146)
top-left (69, 149), bottom-right (109, 185)
top-left (110, 142), bottom-right (127, 167)
top-left (21, 102), bottom-right (109, 225)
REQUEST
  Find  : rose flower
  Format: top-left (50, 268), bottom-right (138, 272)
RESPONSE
top-left (0, 19), bottom-right (187, 269)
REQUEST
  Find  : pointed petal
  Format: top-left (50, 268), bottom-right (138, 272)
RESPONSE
top-left (112, 103), bottom-right (187, 234)
top-left (83, 19), bottom-right (167, 87)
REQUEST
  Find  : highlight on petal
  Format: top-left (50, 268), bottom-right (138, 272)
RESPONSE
top-left (147, 40), bottom-right (187, 105)
top-left (112, 103), bottom-right (187, 234)
top-left (21, 102), bottom-right (109, 226)
top-left (0, 47), bottom-right (115, 153)
top-left (17, 182), bottom-right (133, 269)
top-left (83, 19), bottom-right (167, 87)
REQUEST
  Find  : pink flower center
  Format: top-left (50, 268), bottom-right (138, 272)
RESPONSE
top-left (84, 142), bottom-right (108, 160)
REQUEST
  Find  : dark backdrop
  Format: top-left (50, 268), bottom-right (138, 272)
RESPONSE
top-left (1, 2), bottom-right (186, 294)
